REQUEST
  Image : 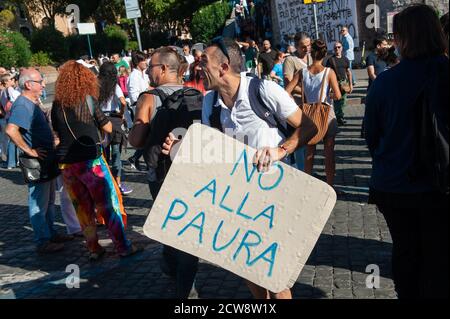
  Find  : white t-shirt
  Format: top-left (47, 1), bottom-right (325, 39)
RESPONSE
top-left (183, 54), bottom-right (195, 78)
top-left (127, 68), bottom-right (150, 105)
top-left (202, 74), bottom-right (298, 150)
top-left (101, 84), bottom-right (124, 113)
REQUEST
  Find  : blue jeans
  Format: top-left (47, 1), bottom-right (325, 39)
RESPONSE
top-left (7, 139), bottom-right (18, 168)
top-left (28, 179), bottom-right (57, 246)
top-left (295, 146), bottom-right (306, 171)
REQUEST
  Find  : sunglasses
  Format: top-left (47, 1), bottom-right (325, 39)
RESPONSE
top-left (211, 36), bottom-right (230, 63)
top-left (334, 46), bottom-right (342, 49)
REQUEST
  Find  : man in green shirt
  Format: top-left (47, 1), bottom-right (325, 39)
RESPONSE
top-left (111, 53), bottom-right (130, 71)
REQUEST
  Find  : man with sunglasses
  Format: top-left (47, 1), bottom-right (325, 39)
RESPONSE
top-left (326, 41), bottom-right (353, 126)
top-left (341, 26), bottom-right (356, 85)
top-left (163, 37), bottom-right (318, 299)
top-left (129, 47), bottom-right (200, 299)
top-left (6, 68), bottom-right (72, 254)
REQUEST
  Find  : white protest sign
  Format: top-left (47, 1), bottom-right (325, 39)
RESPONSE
top-left (274, 0), bottom-right (360, 50)
top-left (143, 124), bottom-right (336, 292)
top-left (77, 23), bottom-right (96, 35)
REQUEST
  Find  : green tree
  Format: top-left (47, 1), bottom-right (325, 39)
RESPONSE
top-left (103, 25), bottom-right (129, 53)
top-left (140, 0), bottom-right (216, 34)
top-left (11, 0), bottom-right (70, 28)
top-left (10, 30), bottom-right (32, 66)
top-left (30, 26), bottom-right (69, 62)
top-left (191, 1), bottom-right (231, 43)
top-left (0, 28), bottom-right (17, 68)
top-left (0, 27), bottom-right (32, 67)
top-left (0, 9), bottom-right (16, 29)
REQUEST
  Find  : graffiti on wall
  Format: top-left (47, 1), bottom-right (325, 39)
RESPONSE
top-left (275, 0), bottom-right (360, 49)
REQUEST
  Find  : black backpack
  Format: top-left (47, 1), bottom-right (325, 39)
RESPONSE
top-left (141, 87), bottom-right (203, 180)
top-left (408, 57), bottom-right (449, 194)
top-left (209, 76), bottom-right (296, 163)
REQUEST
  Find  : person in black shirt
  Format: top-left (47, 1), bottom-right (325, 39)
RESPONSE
top-left (326, 41), bottom-right (353, 125)
top-left (51, 60), bottom-right (142, 261)
top-left (257, 40), bottom-right (278, 78)
top-left (366, 37), bottom-right (389, 88)
top-left (365, 4), bottom-right (448, 298)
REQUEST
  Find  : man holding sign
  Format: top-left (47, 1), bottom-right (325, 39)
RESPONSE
top-left (162, 37), bottom-right (318, 298)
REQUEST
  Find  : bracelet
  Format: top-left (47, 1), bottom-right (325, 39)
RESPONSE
top-left (279, 144), bottom-right (289, 159)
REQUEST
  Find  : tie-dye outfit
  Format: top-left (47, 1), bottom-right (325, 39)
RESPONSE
top-left (60, 155), bottom-right (131, 254)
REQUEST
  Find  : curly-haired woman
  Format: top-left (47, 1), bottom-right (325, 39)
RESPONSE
top-left (51, 60), bottom-right (141, 260)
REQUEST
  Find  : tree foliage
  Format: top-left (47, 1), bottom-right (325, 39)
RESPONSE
top-left (0, 27), bottom-right (32, 67)
top-left (191, 1), bottom-right (231, 43)
top-left (30, 26), bottom-right (69, 62)
top-left (11, 0), bottom-right (70, 27)
top-left (0, 9), bottom-right (16, 28)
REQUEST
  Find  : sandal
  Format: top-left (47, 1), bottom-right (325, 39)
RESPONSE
top-left (119, 244), bottom-right (143, 258)
top-left (89, 246), bottom-right (106, 261)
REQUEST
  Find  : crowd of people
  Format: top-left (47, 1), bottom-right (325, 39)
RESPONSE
top-left (0, 3), bottom-right (448, 299)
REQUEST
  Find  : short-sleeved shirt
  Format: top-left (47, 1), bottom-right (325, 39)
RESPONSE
top-left (271, 63), bottom-right (284, 87)
top-left (100, 84), bottom-right (124, 113)
top-left (202, 74), bottom-right (298, 150)
top-left (366, 52), bottom-right (387, 87)
top-left (51, 97), bottom-right (109, 164)
top-left (342, 34), bottom-right (355, 61)
top-left (244, 47), bottom-right (258, 69)
top-left (8, 95), bottom-right (54, 151)
top-left (114, 59), bottom-right (130, 70)
top-left (326, 55), bottom-right (350, 82)
top-left (127, 69), bottom-right (150, 105)
top-left (283, 52), bottom-right (312, 81)
top-left (258, 50), bottom-right (278, 76)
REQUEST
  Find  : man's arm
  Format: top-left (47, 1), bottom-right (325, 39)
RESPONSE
top-left (285, 71), bottom-right (301, 97)
top-left (283, 58), bottom-right (302, 96)
top-left (367, 65), bottom-right (376, 81)
top-left (5, 123), bottom-right (45, 159)
top-left (119, 96), bottom-right (127, 116)
top-left (253, 108), bottom-right (317, 172)
top-left (284, 108), bottom-right (318, 152)
top-left (364, 83), bottom-right (381, 156)
top-left (129, 93), bottom-right (154, 148)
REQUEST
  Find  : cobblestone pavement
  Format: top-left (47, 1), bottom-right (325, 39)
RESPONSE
top-left (0, 72), bottom-right (396, 299)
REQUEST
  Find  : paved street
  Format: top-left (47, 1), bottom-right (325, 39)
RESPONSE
top-left (0, 70), bottom-right (397, 299)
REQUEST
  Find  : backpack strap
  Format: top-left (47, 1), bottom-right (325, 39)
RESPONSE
top-left (249, 77), bottom-right (290, 139)
top-left (301, 69), bottom-right (306, 105)
top-left (209, 91), bottom-right (223, 132)
top-left (318, 67), bottom-right (330, 103)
